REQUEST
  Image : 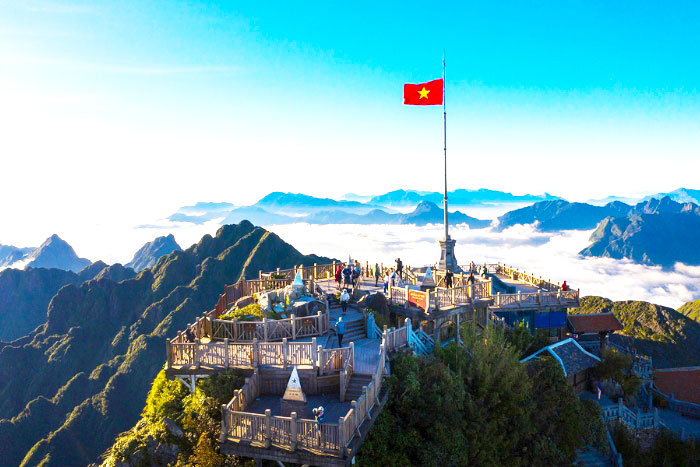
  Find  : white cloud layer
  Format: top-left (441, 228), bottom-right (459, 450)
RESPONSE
top-left (266, 223), bottom-right (700, 310)
top-left (3, 218), bottom-right (698, 310)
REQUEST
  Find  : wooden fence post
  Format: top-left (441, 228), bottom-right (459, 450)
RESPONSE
top-left (290, 412), bottom-right (298, 451)
top-left (263, 318), bottom-right (268, 341)
top-left (195, 339), bottom-right (201, 369)
top-left (313, 263), bottom-right (317, 279)
top-left (265, 409), bottom-right (272, 448)
top-left (312, 337), bottom-right (317, 370)
top-left (363, 386), bottom-right (370, 421)
top-left (291, 314), bottom-right (296, 339)
top-left (283, 338), bottom-right (288, 369)
top-left (352, 401), bottom-right (358, 435)
top-left (224, 338), bottom-right (229, 369)
top-left (166, 341), bottom-right (172, 368)
top-left (253, 338), bottom-right (259, 369)
top-left (338, 417), bottom-right (346, 457)
top-left (220, 404), bottom-right (227, 443)
top-left (318, 345), bottom-right (324, 375)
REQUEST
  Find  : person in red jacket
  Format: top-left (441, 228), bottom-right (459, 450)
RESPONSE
top-left (561, 281), bottom-right (569, 291)
top-left (335, 264), bottom-right (342, 289)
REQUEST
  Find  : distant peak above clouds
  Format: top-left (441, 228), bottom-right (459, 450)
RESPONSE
top-left (13, 234), bottom-right (92, 272)
top-left (126, 234), bottom-right (181, 272)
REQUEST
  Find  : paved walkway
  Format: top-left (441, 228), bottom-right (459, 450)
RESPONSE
top-left (246, 394), bottom-right (352, 421)
top-left (491, 273), bottom-right (540, 293)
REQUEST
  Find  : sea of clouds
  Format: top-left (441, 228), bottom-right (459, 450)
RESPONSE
top-left (4, 214), bottom-right (699, 310)
top-left (265, 223), bottom-right (700, 310)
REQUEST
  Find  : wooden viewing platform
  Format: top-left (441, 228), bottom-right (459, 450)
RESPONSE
top-left (165, 260), bottom-right (579, 465)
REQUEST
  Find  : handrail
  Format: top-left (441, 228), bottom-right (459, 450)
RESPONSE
top-left (491, 290), bottom-right (579, 308)
top-left (211, 310), bottom-right (328, 342)
top-left (221, 340), bottom-right (389, 457)
top-left (649, 385), bottom-right (700, 418)
top-left (496, 263), bottom-right (563, 292)
top-left (167, 338), bottom-right (324, 371)
top-left (339, 342), bottom-right (355, 402)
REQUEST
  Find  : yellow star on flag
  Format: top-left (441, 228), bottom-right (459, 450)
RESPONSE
top-left (417, 87), bottom-right (430, 99)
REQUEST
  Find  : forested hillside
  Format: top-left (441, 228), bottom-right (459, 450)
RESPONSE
top-left (0, 221), bottom-right (329, 467)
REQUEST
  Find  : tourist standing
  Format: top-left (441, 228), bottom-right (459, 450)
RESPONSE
top-left (334, 264), bottom-right (342, 289)
top-left (561, 281), bottom-right (569, 291)
top-left (340, 288), bottom-right (350, 314)
top-left (467, 272), bottom-right (475, 285)
top-left (185, 327), bottom-right (195, 343)
top-left (342, 264), bottom-right (352, 288)
top-left (336, 316), bottom-right (346, 347)
top-left (352, 262), bottom-right (361, 286)
top-left (383, 272), bottom-right (390, 293)
top-left (396, 258), bottom-right (403, 280)
top-left (374, 263), bottom-right (380, 286)
top-left (445, 269), bottom-right (454, 288)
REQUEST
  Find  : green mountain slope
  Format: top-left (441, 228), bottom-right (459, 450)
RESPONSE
top-left (0, 221), bottom-right (329, 467)
top-left (678, 299), bottom-right (700, 323)
top-left (0, 267), bottom-right (86, 342)
top-left (571, 296), bottom-right (700, 368)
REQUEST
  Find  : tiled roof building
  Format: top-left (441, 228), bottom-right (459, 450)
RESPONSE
top-left (521, 338), bottom-right (601, 392)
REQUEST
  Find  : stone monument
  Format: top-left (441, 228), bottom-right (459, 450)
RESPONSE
top-left (420, 266), bottom-right (436, 291)
top-left (281, 366), bottom-right (307, 416)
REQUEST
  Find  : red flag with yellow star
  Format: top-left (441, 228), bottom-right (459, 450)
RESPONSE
top-left (403, 79), bottom-right (443, 105)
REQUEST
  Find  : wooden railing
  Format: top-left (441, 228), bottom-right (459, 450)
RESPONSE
top-left (318, 346), bottom-right (352, 375)
top-left (168, 338), bottom-right (322, 370)
top-left (211, 311), bottom-right (329, 342)
top-left (496, 263), bottom-right (563, 292)
top-left (382, 320), bottom-right (410, 353)
top-left (491, 289), bottom-right (579, 308)
top-left (221, 341), bottom-right (388, 457)
top-left (339, 342), bottom-right (355, 402)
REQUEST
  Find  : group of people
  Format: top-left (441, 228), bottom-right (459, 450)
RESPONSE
top-left (334, 261), bottom-right (362, 289)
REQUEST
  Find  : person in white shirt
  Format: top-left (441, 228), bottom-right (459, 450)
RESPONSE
top-left (340, 289), bottom-right (350, 314)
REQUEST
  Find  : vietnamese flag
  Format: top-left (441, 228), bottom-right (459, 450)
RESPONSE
top-left (404, 79), bottom-right (443, 105)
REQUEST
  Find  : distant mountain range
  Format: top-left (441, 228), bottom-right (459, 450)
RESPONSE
top-left (0, 245), bottom-right (34, 267)
top-left (221, 201), bottom-right (490, 228)
top-left (369, 188), bottom-right (558, 206)
top-left (495, 200), bottom-right (631, 232)
top-left (580, 197), bottom-right (700, 267)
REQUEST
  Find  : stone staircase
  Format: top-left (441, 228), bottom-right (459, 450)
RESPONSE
top-left (345, 374), bottom-right (373, 400)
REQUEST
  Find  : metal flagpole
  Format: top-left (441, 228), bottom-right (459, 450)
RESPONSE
top-left (443, 52), bottom-right (448, 241)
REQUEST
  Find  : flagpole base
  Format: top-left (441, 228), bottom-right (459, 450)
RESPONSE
top-left (438, 237), bottom-right (461, 273)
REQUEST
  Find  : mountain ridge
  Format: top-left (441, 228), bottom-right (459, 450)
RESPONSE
top-left (0, 221), bottom-right (331, 467)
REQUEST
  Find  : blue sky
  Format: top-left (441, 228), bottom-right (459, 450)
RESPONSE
top-left (1, 0), bottom-right (700, 235)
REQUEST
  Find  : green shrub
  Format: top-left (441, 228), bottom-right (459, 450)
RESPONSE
top-left (219, 303), bottom-right (266, 321)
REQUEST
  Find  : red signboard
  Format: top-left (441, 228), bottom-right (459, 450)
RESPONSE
top-left (407, 290), bottom-right (427, 309)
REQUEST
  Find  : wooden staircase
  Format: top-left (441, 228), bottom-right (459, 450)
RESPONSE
top-left (328, 318), bottom-right (366, 348)
top-left (345, 374), bottom-right (373, 400)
